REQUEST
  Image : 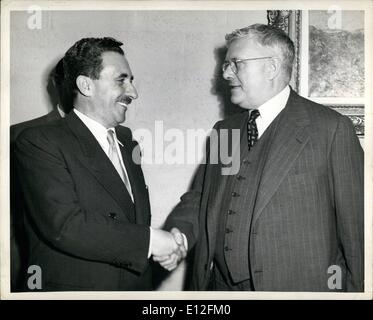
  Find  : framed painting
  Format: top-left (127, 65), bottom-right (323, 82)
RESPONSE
top-left (268, 10), bottom-right (365, 136)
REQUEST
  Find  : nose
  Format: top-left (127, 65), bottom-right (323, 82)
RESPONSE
top-left (222, 65), bottom-right (235, 81)
top-left (126, 82), bottom-right (138, 100)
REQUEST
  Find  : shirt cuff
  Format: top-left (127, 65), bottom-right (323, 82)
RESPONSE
top-left (147, 227), bottom-right (188, 258)
top-left (181, 233), bottom-right (188, 251)
top-left (148, 226), bottom-right (153, 258)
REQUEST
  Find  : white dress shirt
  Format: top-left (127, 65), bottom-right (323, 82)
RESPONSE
top-left (73, 108), bottom-right (133, 200)
top-left (255, 85), bottom-right (290, 138)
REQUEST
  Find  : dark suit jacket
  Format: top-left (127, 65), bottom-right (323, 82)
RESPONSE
top-left (11, 109), bottom-right (62, 143)
top-left (10, 109), bottom-right (62, 291)
top-left (166, 89), bottom-right (364, 291)
top-left (14, 111), bottom-right (152, 291)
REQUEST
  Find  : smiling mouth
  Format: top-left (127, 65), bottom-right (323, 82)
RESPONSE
top-left (117, 97), bottom-right (132, 108)
top-left (229, 82), bottom-right (240, 87)
top-left (117, 102), bottom-right (128, 108)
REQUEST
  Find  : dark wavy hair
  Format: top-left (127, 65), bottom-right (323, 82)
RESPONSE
top-left (62, 37), bottom-right (124, 100)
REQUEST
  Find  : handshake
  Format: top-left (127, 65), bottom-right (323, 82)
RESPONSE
top-left (150, 228), bottom-right (187, 271)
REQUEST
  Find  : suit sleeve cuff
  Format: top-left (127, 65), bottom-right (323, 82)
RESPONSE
top-left (181, 233), bottom-right (188, 251)
top-left (148, 226), bottom-right (153, 258)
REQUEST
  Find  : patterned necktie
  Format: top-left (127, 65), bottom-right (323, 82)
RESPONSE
top-left (107, 129), bottom-right (133, 199)
top-left (247, 109), bottom-right (260, 151)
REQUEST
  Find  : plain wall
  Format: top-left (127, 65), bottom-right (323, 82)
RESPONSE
top-left (10, 10), bottom-right (267, 290)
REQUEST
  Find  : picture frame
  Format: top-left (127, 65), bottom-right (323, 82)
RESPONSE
top-left (267, 10), bottom-right (365, 136)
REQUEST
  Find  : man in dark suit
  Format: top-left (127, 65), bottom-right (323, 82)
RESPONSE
top-left (14, 37), bottom-right (181, 291)
top-left (156, 24), bottom-right (364, 291)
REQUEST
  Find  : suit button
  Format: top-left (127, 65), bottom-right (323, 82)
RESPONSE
top-left (225, 228), bottom-right (233, 234)
top-left (224, 246), bottom-right (232, 251)
top-left (243, 159), bottom-right (250, 165)
top-left (231, 192), bottom-right (239, 197)
top-left (227, 209), bottom-right (235, 215)
top-left (236, 175), bottom-right (245, 180)
top-left (108, 212), bottom-right (117, 219)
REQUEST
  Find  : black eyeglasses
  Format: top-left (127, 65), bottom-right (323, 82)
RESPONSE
top-left (222, 56), bottom-right (274, 74)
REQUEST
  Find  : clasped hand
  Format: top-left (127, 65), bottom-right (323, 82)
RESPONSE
top-left (151, 228), bottom-right (187, 271)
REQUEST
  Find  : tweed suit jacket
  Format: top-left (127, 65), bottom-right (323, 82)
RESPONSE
top-left (166, 89), bottom-right (364, 291)
top-left (15, 111), bottom-right (152, 291)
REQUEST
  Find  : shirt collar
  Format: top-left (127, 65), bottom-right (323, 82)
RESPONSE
top-left (56, 104), bottom-right (66, 118)
top-left (73, 108), bottom-right (123, 148)
top-left (256, 85), bottom-right (290, 123)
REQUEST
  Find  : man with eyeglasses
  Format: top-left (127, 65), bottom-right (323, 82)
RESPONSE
top-left (156, 24), bottom-right (364, 291)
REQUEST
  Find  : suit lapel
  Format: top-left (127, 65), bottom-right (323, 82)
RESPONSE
top-left (251, 90), bottom-right (311, 227)
top-left (65, 112), bottom-right (135, 221)
top-left (115, 130), bottom-right (148, 225)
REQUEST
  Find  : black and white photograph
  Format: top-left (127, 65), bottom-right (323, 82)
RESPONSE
top-left (0, 0), bottom-right (372, 301)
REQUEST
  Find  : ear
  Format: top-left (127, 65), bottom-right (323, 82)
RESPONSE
top-left (76, 75), bottom-right (94, 97)
top-left (265, 57), bottom-right (281, 80)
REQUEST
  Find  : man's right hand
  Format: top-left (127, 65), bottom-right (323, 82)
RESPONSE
top-left (152, 228), bottom-right (187, 271)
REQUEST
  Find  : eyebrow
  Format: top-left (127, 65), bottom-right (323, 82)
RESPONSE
top-left (116, 73), bottom-right (134, 81)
